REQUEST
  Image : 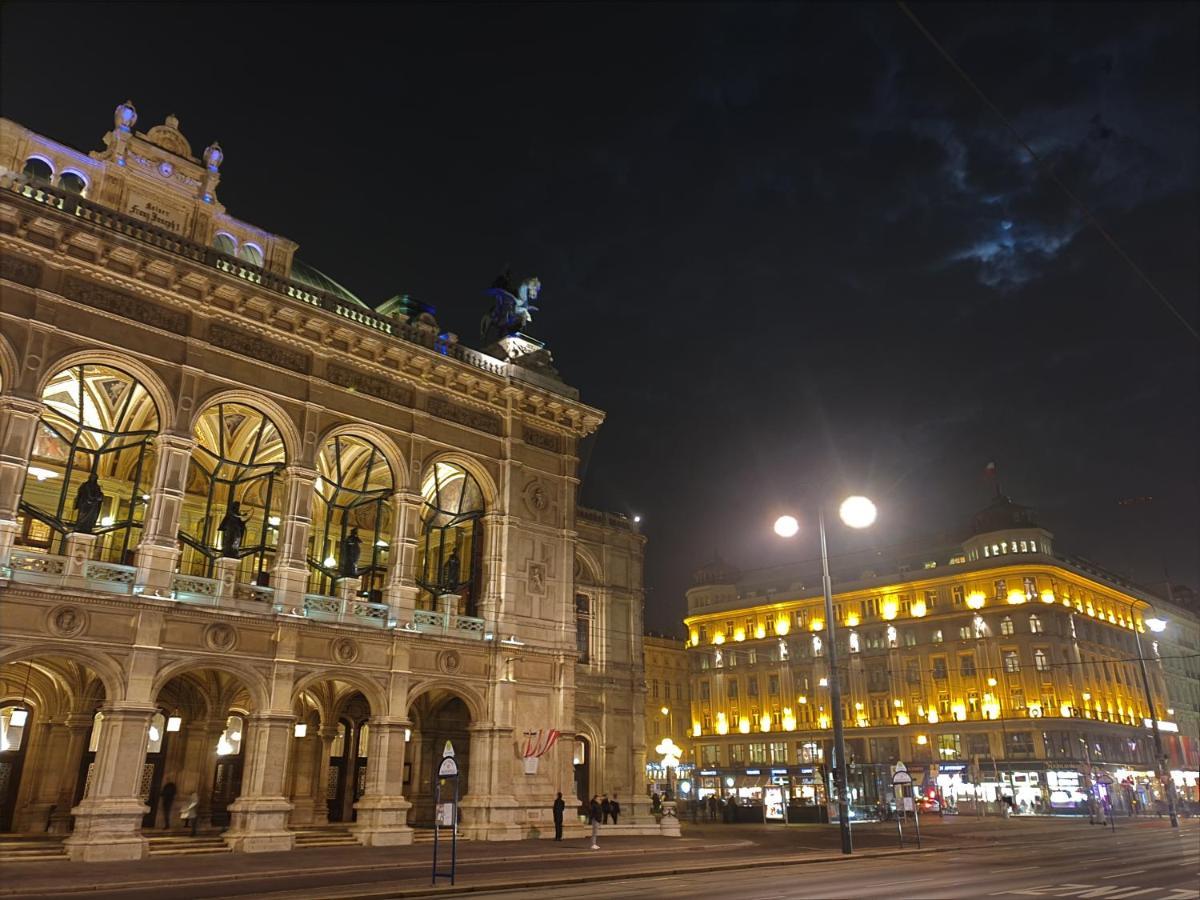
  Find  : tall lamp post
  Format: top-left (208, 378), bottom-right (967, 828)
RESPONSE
top-left (775, 495), bottom-right (877, 856)
top-left (1132, 611), bottom-right (1179, 828)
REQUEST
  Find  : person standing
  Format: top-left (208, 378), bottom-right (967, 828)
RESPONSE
top-left (610, 793), bottom-right (620, 825)
top-left (552, 792), bottom-right (565, 841)
top-left (180, 792), bottom-right (200, 836)
top-left (159, 781), bottom-right (177, 830)
top-left (589, 795), bottom-right (602, 849)
top-left (601, 793), bottom-right (611, 824)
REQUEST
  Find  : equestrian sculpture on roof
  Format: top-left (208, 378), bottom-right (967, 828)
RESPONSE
top-left (481, 268), bottom-right (541, 344)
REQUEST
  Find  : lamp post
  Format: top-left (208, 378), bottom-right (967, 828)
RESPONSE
top-left (775, 495), bottom-right (876, 856)
top-left (1132, 612), bottom-right (1178, 828)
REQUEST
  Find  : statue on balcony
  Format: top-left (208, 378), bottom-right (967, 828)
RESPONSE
top-left (441, 547), bottom-right (462, 594)
top-left (72, 472), bottom-right (105, 534)
top-left (339, 527), bottom-right (361, 578)
top-left (217, 501), bottom-right (248, 558)
top-left (481, 269), bottom-right (541, 343)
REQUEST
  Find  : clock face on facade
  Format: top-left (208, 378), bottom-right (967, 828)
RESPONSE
top-left (158, 161), bottom-right (174, 178)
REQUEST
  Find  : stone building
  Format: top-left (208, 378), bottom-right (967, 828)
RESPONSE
top-left (642, 634), bottom-right (691, 794)
top-left (0, 103), bottom-right (659, 861)
top-left (682, 495), bottom-right (1198, 818)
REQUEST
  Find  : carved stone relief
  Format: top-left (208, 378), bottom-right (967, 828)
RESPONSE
top-left (326, 362), bottom-right (414, 407)
top-left (426, 396), bottom-right (502, 435)
top-left (203, 622), bottom-right (238, 652)
top-left (330, 637), bottom-right (360, 665)
top-left (47, 604), bottom-right (87, 637)
top-left (207, 321), bottom-right (308, 373)
top-left (60, 274), bottom-right (188, 334)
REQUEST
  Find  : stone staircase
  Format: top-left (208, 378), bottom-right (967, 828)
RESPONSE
top-left (0, 833), bottom-right (67, 861)
top-left (292, 825), bottom-right (359, 848)
top-left (147, 833), bottom-right (231, 856)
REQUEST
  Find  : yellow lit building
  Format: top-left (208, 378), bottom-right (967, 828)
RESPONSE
top-left (643, 634), bottom-right (691, 794)
top-left (683, 496), bottom-right (1196, 819)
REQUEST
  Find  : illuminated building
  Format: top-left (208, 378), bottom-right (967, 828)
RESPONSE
top-left (683, 495), bottom-right (1199, 818)
top-left (0, 104), bottom-right (664, 861)
top-left (643, 634), bottom-right (692, 795)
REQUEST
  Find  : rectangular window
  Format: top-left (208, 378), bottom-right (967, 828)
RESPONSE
top-left (967, 734), bottom-right (990, 756)
top-left (575, 594), bottom-right (591, 663)
top-left (959, 625), bottom-right (972, 640)
top-left (903, 630), bottom-right (917, 647)
top-left (699, 625), bottom-right (708, 642)
top-left (728, 681), bottom-right (739, 699)
top-left (748, 678), bottom-right (759, 697)
top-left (1034, 649), bottom-right (1050, 672)
top-left (702, 713), bottom-right (712, 732)
top-left (728, 743), bottom-right (745, 764)
top-left (925, 589), bottom-right (938, 609)
top-left (932, 657), bottom-right (947, 680)
top-left (701, 744), bottom-right (719, 764)
top-left (1003, 650), bottom-right (1021, 673)
top-left (932, 629), bottom-right (944, 644)
top-left (905, 661), bottom-right (921, 684)
top-left (1023, 576), bottom-right (1037, 599)
top-left (938, 691), bottom-right (951, 715)
top-left (937, 733), bottom-right (961, 759)
top-left (768, 675), bottom-right (780, 695)
top-left (700, 681), bottom-right (711, 701)
top-left (959, 655), bottom-right (976, 676)
top-left (749, 743), bottom-right (767, 763)
top-left (769, 742), bottom-right (788, 764)
top-left (1008, 732), bottom-right (1035, 758)
top-left (652, 680), bottom-right (659, 698)
top-left (994, 579), bottom-right (1007, 599)
top-left (952, 585), bottom-right (964, 607)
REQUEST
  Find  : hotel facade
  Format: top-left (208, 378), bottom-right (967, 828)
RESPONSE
top-left (682, 497), bottom-right (1199, 821)
top-left (0, 103), bottom-right (659, 861)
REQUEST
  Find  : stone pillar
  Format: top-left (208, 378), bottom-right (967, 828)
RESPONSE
top-left (64, 704), bottom-right (155, 862)
top-left (223, 714), bottom-right (295, 852)
top-left (479, 511), bottom-right (507, 627)
top-left (22, 715), bottom-right (89, 833)
top-left (214, 556), bottom-right (241, 600)
top-left (351, 720), bottom-right (414, 846)
top-left (336, 576), bottom-right (363, 602)
top-left (49, 714), bottom-right (93, 833)
top-left (383, 488), bottom-right (422, 617)
top-left (309, 725), bottom-right (338, 826)
top-left (459, 723), bottom-right (521, 840)
top-left (133, 433), bottom-right (195, 593)
top-left (270, 466), bottom-right (317, 607)
top-left (288, 727), bottom-right (319, 826)
top-left (63, 532), bottom-right (98, 578)
top-left (0, 395), bottom-right (42, 563)
top-left (177, 717), bottom-right (222, 830)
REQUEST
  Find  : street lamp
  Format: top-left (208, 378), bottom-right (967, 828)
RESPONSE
top-left (774, 495), bottom-right (876, 856)
top-left (1130, 609), bottom-right (1178, 828)
top-left (656, 737), bottom-right (682, 801)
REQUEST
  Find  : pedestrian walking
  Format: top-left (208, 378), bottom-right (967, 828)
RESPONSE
top-left (708, 794), bottom-right (717, 821)
top-left (159, 781), bottom-right (177, 829)
top-left (552, 791), bottom-right (565, 841)
top-left (610, 793), bottom-right (620, 825)
top-left (180, 792), bottom-right (200, 836)
top-left (589, 795), bottom-right (602, 849)
top-left (601, 793), bottom-right (611, 824)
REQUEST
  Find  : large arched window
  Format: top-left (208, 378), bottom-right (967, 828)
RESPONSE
top-left (212, 232), bottom-right (237, 256)
top-left (415, 462), bottom-right (485, 615)
top-left (21, 157), bottom-right (52, 181)
top-left (58, 171), bottom-right (87, 195)
top-left (180, 403), bottom-right (286, 582)
top-left (307, 435), bottom-right (393, 599)
top-left (18, 364), bottom-right (159, 562)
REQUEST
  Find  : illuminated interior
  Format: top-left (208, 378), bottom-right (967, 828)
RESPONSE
top-left (415, 462), bottom-right (485, 614)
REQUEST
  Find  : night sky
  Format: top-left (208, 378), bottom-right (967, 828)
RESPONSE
top-left (3, 3), bottom-right (1196, 634)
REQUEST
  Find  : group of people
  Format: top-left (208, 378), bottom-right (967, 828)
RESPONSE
top-left (156, 782), bottom-right (201, 835)
top-left (549, 791), bottom-right (620, 848)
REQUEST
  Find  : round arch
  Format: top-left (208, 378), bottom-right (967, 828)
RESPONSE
top-left (149, 658), bottom-right (270, 713)
top-left (405, 678), bottom-right (486, 724)
top-left (418, 451), bottom-right (500, 509)
top-left (290, 669), bottom-right (387, 718)
top-left (187, 388), bottom-right (302, 465)
top-left (0, 332), bottom-right (19, 395)
top-left (575, 548), bottom-right (602, 587)
top-left (38, 349), bottom-right (174, 434)
top-left (0, 645), bottom-right (125, 703)
top-left (316, 423), bottom-right (407, 492)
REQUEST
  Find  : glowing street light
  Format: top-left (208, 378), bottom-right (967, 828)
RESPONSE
top-left (775, 494), bottom-right (877, 856)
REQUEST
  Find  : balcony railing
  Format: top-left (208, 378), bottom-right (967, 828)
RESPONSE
top-left (2, 173), bottom-right (525, 385)
top-left (8, 549), bottom-right (137, 594)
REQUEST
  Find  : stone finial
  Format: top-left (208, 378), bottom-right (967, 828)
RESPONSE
top-left (165, 113), bottom-right (180, 130)
top-left (114, 100), bottom-right (137, 132)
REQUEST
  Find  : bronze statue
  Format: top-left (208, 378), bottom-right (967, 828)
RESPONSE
top-left (441, 547), bottom-right (462, 593)
top-left (72, 472), bottom-right (105, 534)
top-left (217, 501), bottom-right (248, 558)
top-left (339, 527), bottom-right (361, 578)
top-left (481, 270), bottom-right (541, 343)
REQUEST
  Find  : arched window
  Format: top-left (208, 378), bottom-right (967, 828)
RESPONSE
top-left (59, 171), bottom-right (87, 195)
top-left (416, 462), bottom-right (485, 615)
top-left (19, 364), bottom-right (159, 562)
top-left (1000, 616), bottom-right (1014, 636)
top-left (180, 403), bottom-right (286, 582)
top-left (238, 243), bottom-right (264, 267)
top-left (216, 715), bottom-right (244, 756)
top-left (308, 435), bottom-right (393, 598)
top-left (21, 157), bottom-right (52, 181)
top-left (212, 232), bottom-right (237, 256)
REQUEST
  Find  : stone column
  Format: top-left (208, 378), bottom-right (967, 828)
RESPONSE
top-left (288, 727), bottom-right (318, 826)
top-left (383, 488), bottom-right (422, 617)
top-left (459, 722), bottom-right (521, 840)
top-left (178, 717), bottom-right (222, 830)
top-left (133, 434), bottom-right (195, 593)
top-left (49, 714), bottom-right (93, 833)
top-left (63, 532), bottom-right (98, 578)
top-left (22, 714), bottom-right (90, 833)
top-left (351, 719), bottom-right (414, 846)
top-left (0, 395), bottom-right (42, 563)
top-left (309, 725), bottom-right (338, 826)
top-left (479, 512), bottom-right (507, 627)
top-left (64, 704), bottom-right (155, 862)
top-left (270, 466), bottom-right (317, 608)
top-left (223, 714), bottom-right (296, 852)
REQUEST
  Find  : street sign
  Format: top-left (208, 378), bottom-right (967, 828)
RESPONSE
top-left (892, 770), bottom-right (913, 785)
top-left (438, 756), bottom-right (459, 777)
top-left (893, 761), bottom-right (907, 772)
top-left (432, 742), bottom-right (460, 886)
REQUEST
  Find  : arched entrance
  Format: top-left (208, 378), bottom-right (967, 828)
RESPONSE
top-left (0, 654), bottom-right (107, 833)
top-left (150, 669), bottom-right (257, 832)
top-left (573, 735), bottom-right (591, 804)
top-left (406, 691), bottom-right (473, 827)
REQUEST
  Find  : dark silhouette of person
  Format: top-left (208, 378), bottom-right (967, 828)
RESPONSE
top-left (339, 527), bottom-right (361, 578)
top-left (73, 471), bottom-right (104, 534)
top-left (601, 793), bottom-right (612, 824)
top-left (552, 791), bottom-right (565, 841)
top-left (217, 501), bottom-right (247, 557)
top-left (442, 547), bottom-right (461, 592)
top-left (610, 793), bottom-right (620, 825)
top-left (159, 781), bottom-right (177, 829)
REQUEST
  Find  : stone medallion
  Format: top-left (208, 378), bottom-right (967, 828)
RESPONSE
top-left (48, 605), bottom-right (87, 637)
top-left (437, 650), bottom-right (462, 674)
top-left (331, 637), bottom-right (360, 665)
top-left (203, 622), bottom-right (237, 652)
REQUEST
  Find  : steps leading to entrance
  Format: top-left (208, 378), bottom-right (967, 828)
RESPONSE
top-left (147, 834), bottom-right (231, 856)
top-left (411, 828), bottom-right (467, 843)
top-left (293, 825), bottom-right (359, 848)
top-left (0, 833), bottom-right (67, 861)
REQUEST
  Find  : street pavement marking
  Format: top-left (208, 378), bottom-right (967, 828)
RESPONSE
top-left (990, 882), bottom-right (1197, 898)
top-left (1102, 870), bottom-right (1145, 878)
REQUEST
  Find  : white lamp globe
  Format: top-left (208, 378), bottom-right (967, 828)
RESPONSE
top-left (774, 515), bottom-right (799, 538)
top-left (839, 496), bottom-right (877, 529)
top-left (1145, 617), bottom-right (1167, 633)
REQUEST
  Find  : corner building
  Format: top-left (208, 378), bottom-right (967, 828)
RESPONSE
top-left (0, 104), bottom-right (660, 861)
top-left (683, 497), bottom-right (1199, 821)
